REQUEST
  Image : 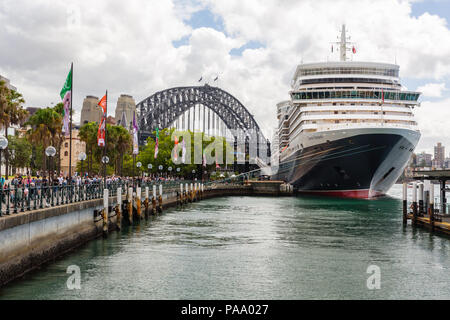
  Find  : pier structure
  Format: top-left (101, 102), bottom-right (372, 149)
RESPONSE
top-left (402, 170), bottom-right (450, 234)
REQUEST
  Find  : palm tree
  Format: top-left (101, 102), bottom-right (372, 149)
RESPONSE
top-left (108, 125), bottom-right (132, 175)
top-left (79, 122), bottom-right (98, 175)
top-left (26, 107), bottom-right (62, 173)
top-left (0, 80), bottom-right (27, 176)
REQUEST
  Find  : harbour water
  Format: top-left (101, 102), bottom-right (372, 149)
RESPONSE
top-left (0, 184), bottom-right (449, 300)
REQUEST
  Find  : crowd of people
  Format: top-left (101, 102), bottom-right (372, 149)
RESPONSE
top-left (0, 172), bottom-right (193, 191)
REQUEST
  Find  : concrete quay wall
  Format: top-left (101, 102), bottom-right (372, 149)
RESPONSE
top-left (0, 196), bottom-right (119, 287)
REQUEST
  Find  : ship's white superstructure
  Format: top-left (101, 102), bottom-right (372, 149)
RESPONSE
top-left (275, 25), bottom-right (421, 198)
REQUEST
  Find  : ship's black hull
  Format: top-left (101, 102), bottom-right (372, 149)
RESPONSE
top-left (274, 132), bottom-right (417, 198)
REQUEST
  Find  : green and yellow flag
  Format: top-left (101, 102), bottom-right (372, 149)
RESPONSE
top-left (60, 66), bottom-right (72, 136)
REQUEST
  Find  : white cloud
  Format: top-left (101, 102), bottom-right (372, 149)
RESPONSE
top-left (1, 0), bottom-right (450, 145)
top-left (415, 98), bottom-right (450, 154)
top-left (417, 82), bottom-right (447, 97)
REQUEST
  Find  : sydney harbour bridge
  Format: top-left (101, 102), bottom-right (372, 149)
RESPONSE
top-left (136, 84), bottom-right (271, 172)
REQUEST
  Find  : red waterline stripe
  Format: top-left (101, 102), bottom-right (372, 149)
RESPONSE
top-left (298, 189), bottom-right (385, 199)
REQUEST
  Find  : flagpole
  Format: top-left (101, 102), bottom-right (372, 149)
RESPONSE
top-left (68, 62), bottom-right (73, 184)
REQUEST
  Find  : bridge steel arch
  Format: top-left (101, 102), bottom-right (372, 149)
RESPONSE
top-left (136, 85), bottom-right (266, 145)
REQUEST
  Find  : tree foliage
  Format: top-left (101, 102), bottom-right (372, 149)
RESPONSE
top-left (7, 134), bottom-right (32, 173)
top-left (78, 122), bottom-right (132, 176)
top-left (131, 128), bottom-right (233, 178)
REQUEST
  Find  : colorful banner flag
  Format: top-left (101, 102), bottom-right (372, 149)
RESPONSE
top-left (60, 67), bottom-right (72, 136)
top-left (97, 118), bottom-right (105, 147)
top-left (181, 139), bottom-right (186, 164)
top-left (132, 111), bottom-right (139, 155)
top-left (154, 127), bottom-right (159, 159)
top-left (174, 136), bottom-right (179, 161)
top-left (97, 95), bottom-right (107, 147)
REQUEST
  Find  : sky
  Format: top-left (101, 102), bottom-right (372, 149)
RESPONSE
top-left (1, 0), bottom-right (450, 155)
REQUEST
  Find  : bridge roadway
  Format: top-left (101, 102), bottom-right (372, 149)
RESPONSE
top-left (0, 180), bottom-right (289, 286)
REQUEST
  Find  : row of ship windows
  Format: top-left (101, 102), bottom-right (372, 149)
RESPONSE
top-left (299, 110), bottom-right (413, 116)
top-left (299, 67), bottom-right (399, 77)
top-left (288, 119), bottom-right (417, 141)
top-left (279, 110), bottom-right (413, 130)
top-left (298, 78), bottom-right (398, 86)
top-left (298, 119), bottom-right (417, 126)
top-left (291, 90), bottom-right (419, 101)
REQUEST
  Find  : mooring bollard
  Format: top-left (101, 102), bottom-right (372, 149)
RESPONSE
top-left (128, 187), bottom-right (133, 224)
top-left (412, 182), bottom-right (418, 224)
top-left (136, 186), bottom-right (142, 219)
top-left (403, 182), bottom-right (407, 225)
top-left (430, 184), bottom-right (435, 229)
top-left (144, 187), bottom-right (149, 218)
top-left (158, 185), bottom-right (163, 213)
top-left (152, 185), bottom-right (157, 215)
top-left (103, 188), bottom-right (109, 236)
top-left (116, 187), bottom-right (122, 230)
top-left (418, 183), bottom-right (424, 215)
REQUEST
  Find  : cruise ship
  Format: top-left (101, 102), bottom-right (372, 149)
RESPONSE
top-left (274, 25), bottom-right (421, 198)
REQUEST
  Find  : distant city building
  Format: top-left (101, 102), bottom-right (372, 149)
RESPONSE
top-left (106, 116), bottom-right (116, 125)
top-left (80, 96), bottom-right (102, 125)
top-left (444, 157), bottom-right (450, 169)
top-left (416, 152), bottom-right (433, 167)
top-left (434, 142), bottom-right (445, 168)
top-left (60, 128), bottom-right (86, 176)
top-left (0, 74), bottom-right (17, 91)
top-left (20, 107), bottom-right (40, 126)
top-left (115, 94), bottom-right (136, 130)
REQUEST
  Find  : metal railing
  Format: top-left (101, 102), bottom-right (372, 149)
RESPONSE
top-left (0, 181), bottom-right (127, 216)
top-left (0, 176), bottom-right (251, 217)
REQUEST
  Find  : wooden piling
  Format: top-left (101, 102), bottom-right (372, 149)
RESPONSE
top-left (418, 183), bottom-right (424, 216)
top-left (128, 187), bottom-right (133, 224)
top-left (116, 187), bottom-right (122, 230)
top-left (158, 185), bottom-right (163, 213)
top-left (412, 182), bottom-right (417, 225)
top-left (430, 183), bottom-right (435, 230)
top-left (102, 188), bottom-right (109, 236)
top-left (402, 182), bottom-right (407, 225)
top-left (144, 187), bottom-right (149, 218)
top-left (136, 187), bottom-right (142, 219)
top-left (152, 185), bottom-right (157, 215)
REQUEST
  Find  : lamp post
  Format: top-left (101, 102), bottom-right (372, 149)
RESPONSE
top-left (176, 167), bottom-right (180, 180)
top-left (192, 169), bottom-right (196, 180)
top-left (0, 136), bottom-right (8, 180)
top-left (137, 161), bottom-right (142, 184)
top-left (158, 165), bottom-right (163, 179)
top-left (101, 155), bottom-right (109, 187)
top-left (78, 152), bottom-right (86, 177)
top-left (147, 163), bottom-right (153, 180)
top-left (45, 146), bottom-right (56, 185)
top-left (168, 166), bottom-right (172, 179)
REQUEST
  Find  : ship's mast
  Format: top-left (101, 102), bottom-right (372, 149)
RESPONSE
top-left (340, 24), bottom-right (347, 62)
top-left (333, 24), bottom-right (354, 62)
